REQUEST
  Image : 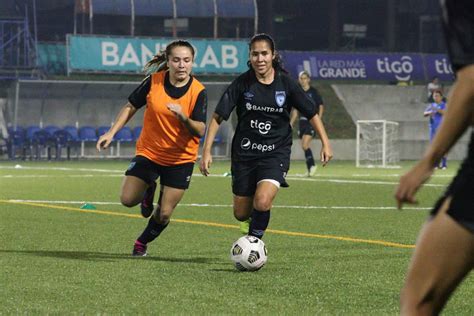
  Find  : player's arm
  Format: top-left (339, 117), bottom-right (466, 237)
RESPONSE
top-left (199, 113), bottom-right (224, 176)
top-left (96, 102), bottom-right (138, 151)
top-left (309, 114), bottom-right (333, 165)
top-left (168, 89), bottom-right (207, 138)
top-left (423, 105), bottom-right (433, 117)
top-left (395, 64), bottom-right (474, 208)
top-left (318, 104), bottom-right (324, 118)
top-left (289, 108), bottom-right (298, 128)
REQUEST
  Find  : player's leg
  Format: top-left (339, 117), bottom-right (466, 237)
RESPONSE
top-left (231, 160), bottom-right (256, 233)
top-left (121, 156), bottom-right (158, 216)
top-left (133, 186), bottom-right (186, 256)
top-left (132, 162), bottom-right (193, 256)
top-left (248, 180), bottom-right (279, 239)
top-left (248, 160), bottom-right (287, 239)
top-left (302, 129), bottom-right (316, 176)
top-left (120, 175), bottom-right (149, 207)
top-left (400, 197), bottom-right (474, 315)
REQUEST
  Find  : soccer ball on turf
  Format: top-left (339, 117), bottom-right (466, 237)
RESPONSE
top-left (230, 235), bottom-right (267, 271)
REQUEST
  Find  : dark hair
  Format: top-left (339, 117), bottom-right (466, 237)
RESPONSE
top-left (247, 33), bottom-right (287, 73)
top-left (144, 40), bottom-right (195, 75)
top-left (432, 89), bottom-right (443, 96)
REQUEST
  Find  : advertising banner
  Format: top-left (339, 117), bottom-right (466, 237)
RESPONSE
top-left (423, 54), bottom-right (455, 81)
top-left (280, 51), bottom-right (450, 82)
top-left (67, 35), bottom-right (248, 74)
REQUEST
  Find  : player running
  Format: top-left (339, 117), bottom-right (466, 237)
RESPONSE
top-left (200, 33), bottom-right (332, 240)
top-left (96, 40), bottom-right (207, 256)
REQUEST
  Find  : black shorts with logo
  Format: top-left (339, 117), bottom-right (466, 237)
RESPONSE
top-left (431, 131), bottom-right (474, 233)
top-left (125, 155), bottom-right (194, 190)
top-left (231, 155), bottom-right (290, 196)
top-left (298, 119), bottom-right (315, 138)
top-left (441, 0), bottom-right (474, 72)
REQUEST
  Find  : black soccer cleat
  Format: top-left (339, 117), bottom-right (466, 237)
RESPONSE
top-left (132, 242), bottom-right (148, 257)
top-left (140, 181), bottom-right (157, 218)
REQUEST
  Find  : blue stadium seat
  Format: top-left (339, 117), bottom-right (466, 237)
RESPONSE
top-left (97, 126), bottom-right (110, 138)
top-left (78, 126), bottom-right (98, 158)
top-left (78, 126), bottom-right (98, 141)
top-left (132, 126), bottom-right (142, 141)
top-left (26, 126), bottom-right (41, 141)
top-left (53, 129), bottom-right (76, 160)
top-left (44, 125), bottom-right (60, 136)
top-left (31, 130), bottom-right (54, 160)
top-left (7, 128), bottom-right (27, 160)
top-left (114, 127), bottom-right (133, 142)
top-left (64, 125), bottom-right (79, 141)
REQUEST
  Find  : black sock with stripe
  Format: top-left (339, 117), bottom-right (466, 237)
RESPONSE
top-left (249, 209), bottom-right (270, 239)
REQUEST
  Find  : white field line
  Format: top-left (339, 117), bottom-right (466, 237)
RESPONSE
top-left (0, 165), bottom-right (455, 178)
top-left (7, 199), bottom-right (431, 211)
top-left (0, 169), bottom-right (448, 187)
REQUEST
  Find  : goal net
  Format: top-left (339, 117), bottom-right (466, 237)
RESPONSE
top-left (356, 120), bottom-right (400, 168)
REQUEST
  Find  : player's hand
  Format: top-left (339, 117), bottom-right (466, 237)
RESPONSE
top-left (199, 152), bottom-right (212, 176)
top-left (167, 103), bottom-right (187, 122)
top-left (320, 145), bottom-right (333, 166)
top-left (394, 160), bottom-right (434, 209)
top-left (96, 132), bottom-right (113, 151)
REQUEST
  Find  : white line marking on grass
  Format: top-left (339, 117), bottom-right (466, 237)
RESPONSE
top-left (7, 199), bottom-right (431, 211)
top-left (0, 166), bottom-right (123, 173)
top-left (0, 165), bottom-right (450, 186)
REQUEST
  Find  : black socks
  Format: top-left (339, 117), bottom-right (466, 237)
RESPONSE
top-left (304, 148), bottom-right (315, 170)
top-left (248, 209), bottom-right (270, 239)
top-left (137, 216), bottom-right (169, 244)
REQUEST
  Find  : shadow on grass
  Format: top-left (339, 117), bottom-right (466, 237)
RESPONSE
top-left (0, 249), bottom-right (221, 264)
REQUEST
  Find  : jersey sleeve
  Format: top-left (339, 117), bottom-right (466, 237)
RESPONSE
top-left (288, 77), bottom-right (318, 119)
top-left (214, 79), bottom-right (242, 121)
top-left (128, 76), bottom-right (151, 109)
top-left (190, 89), bottom-right (208, 123)
top-left (312, 87), bottom-right (324, 106)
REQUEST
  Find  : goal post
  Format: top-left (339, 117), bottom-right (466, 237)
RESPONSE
top-left (356, 120), bottom-right (400, 168)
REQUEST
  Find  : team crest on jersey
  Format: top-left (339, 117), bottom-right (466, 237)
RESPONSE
top-left (275, 91), bottom-right (286, 107)
top-left (244, 91), bottom-right (254, 100)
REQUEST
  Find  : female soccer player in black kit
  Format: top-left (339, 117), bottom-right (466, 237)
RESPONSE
top-left (200, 33), bottom-right (332, 240)
top-left (395, 1), bottom-right (474, 314)
top-left (290, 70), bottom-right (326, 176)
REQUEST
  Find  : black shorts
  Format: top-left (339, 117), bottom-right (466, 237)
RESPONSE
top-left (298, 119), bottom-right (315, 138)
top-left (125, 155), bottom-right (194, 190)
top-left (431, 132), bottom-right (474, 233)
top-left (231, 156), bottom-right (290, 196)
top-left (441, 0), bottom-right (474, 71)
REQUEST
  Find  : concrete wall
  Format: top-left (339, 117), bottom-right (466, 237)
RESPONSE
top-left (332, 84), bottom-right (471, 161)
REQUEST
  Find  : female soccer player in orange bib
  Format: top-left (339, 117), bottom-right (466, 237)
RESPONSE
top-left (97, 40), bottom-right (207, 256)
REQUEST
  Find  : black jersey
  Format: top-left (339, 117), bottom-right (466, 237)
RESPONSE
top-left (299, 86), bottom-right (323, 121)
top-left (215, 69), bottom-right (318, 161)
top-left (441, 0), bottom-right (474, 72)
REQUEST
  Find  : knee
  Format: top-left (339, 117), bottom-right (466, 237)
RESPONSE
top-left (253, 194), bottom-right (272, 211)
top-left (302, 144), bottom-right (309, 151)
top-left (233, 209), bottom-right (250, 221)
top-left (120, 193), bottom-right (138, 208)
top-left (153, 207), bottom-right (171, 224)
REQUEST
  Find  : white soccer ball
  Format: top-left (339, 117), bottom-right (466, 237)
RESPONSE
top-left (230, 235), bottom-right (267, 271)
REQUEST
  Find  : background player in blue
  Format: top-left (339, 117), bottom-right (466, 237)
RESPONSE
top-left (290, 70), bottom-right (325, 176)
top-left (423, 90), bottom-right (447, 169)
top-left (395, 0), bottom-right (474, 314)
top-left (199, 33), bottom-right (332, 240)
